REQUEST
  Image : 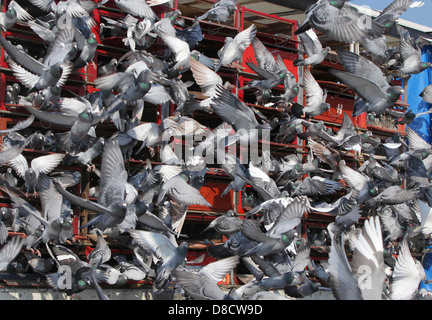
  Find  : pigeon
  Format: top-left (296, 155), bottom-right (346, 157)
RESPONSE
top-left (45, 244), bottom-right (109, 297)
top-left (366, 185), bottom-right (418, 208)
top-left (339, 160), bottom-right (378, 204)
top-left (87, 230), bottom-right (112, 267)
top-left (240, 219), bottom-right (298, 257)
top-left (201, 210), bottom-right (243, 237)
top-left (0, 32), bottom-right (74, 93)
top-left (294, 29), bottom-right (330, 67)
top-left (390, 240), bottom-right (427, 299)
top-left (328, 216), bottom-right (386, 300)
top-left (129, 230), bottom-right (188, 290)
top-left (7, 152), bottom-right (65, 196)
top-left (240, 58), bottom-right (287, 91)
top-left (295, 0), bottom-right (384, 44)
top-left (172, 256), bottom-right (239, 300)
top-left (113, 0), bottom-right (158, 21)
top-left (215, 24), bottom-right (257, 72)
top-left (0, 236), bottom-right (26, 271)
top-left (192, 0), bottom-right (238, 26)
top-left (157, 173), bottom-right (211, 207)
top-left (209, 85), bottom-right (271, 138)
top-left (245, 195), bottom-right (310, 238)
top-left (155, 28), bottom-right (191, 78)
top-left (73, 31), bottom-right (98, 69)
top-left (329, 49), bottom-right (403, 117)
top-left (0, 145), bottom-right (25, 167)
top-left (396, 38), bottom-right (432, 75)
top-left (0, 1), bottom-right (34, 31)
top-left (420, 84), bottom-right (432, 104)
top-left (95, 68), bottom-right (152, 103)
top-left (290, 69), bottom-right (329, 118)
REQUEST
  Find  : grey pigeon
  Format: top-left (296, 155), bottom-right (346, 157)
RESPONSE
top-left (95, 68), bottom-right (152, 103)
top-left (290, 69), bottom-right (329, 118)
top-left (155, 28), bottom-right (191, 78)
top-left (420, 84), bottom-right (432, 104)
top-left (193, 0), bottom-right (238, 26)
top-left (172, 256), bottom-right (239, 300)
top-left (0, 144), bottom-right (24, 167)
top-left (87, 230), bottom-right (111, 267)
top-left (157, 173), bottom-right (211, 207)
top-left (329, 49), bottom-right (403, 117)
top-left (53, 182), bottom-right (128, 232)
top-left (0, 115), bottom-right (35, 135)
top-left (240, 58), bottom-right (287, 91)
top-left (113, 0), bottom-right (158, 21)
top-left (295, 0), bottom-right (384, 44)
top-left (7, 152), bottom-right (65, 195)
top-left (45, 244), bottom-right (108, 297)
top-left (390, 240), bottom-right (426, 300)
top-left (215, 24), bottom-right (256, 72)
top-left (328, 216), bottom-right (385, 300)
top-left (339, 160), bottom-right (378, 204)
top-left (64, 138), bottom-right (105, 170)
top-left (207, 231), bottom-right (258, 259)
top-left (365, 185), bottom-right (418, 208)
top-left (129, 230), bottom-right (188, 290)
top-left (245, 195), bottom-right (310, 238)
top-left (0, 1), bottom-right (33, 31)
top-left (294, 29), bottom-right (330, 67)
top-left (291, 176), bottom-right (343, 197)
top-left (73, 31), bottom-right (98, 69)
top-left (397, 38), bottom-right (432, 75)
top-left (241, 219), bottom-right (298, 257)
top-left (0, 236), bottom-right (26, 271)
top-left (209, 85), bottom-right (270, 137)
top-left (201, 210), bottom-right (243, 237)
top-left (270, 55), bottom-right (299, 105)
top-left (0, 33), bottom-right (73, 92)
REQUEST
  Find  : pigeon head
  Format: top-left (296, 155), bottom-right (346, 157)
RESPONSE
top-left (387, 86), bottom-right (403, 101)
top-left (226, 210), bottom-right (236, 217)
top-left (283, 272), bottom-right (295, 285)
top-left (369, 185), bottom-right (379, 197)
top-left (93, 138), bottom-right (105, 151)
top-left (62, 215), bottom-right (73, 228)
top-left (421, 62), bottom-right (432, 71)
top-left (134, 201), bottom-right (148, 216)
top-left (227, 4), bottom-right (237, 14)
top-left (117, 274), bottom-right (128, 286)
top-left (322, 46), bottom-right (331, 55)
top-left (78, 108), bottom-right (94, 123)
top-left (137, 70), bottom-right (152, 94)
top-left (76, 279), bottom-right (89, 291)
top-left (5, 7), bottom-right (16, 19)
top-left (328, 0), bottom-right (346, 9)
top-left (404, 110), bottom-right (415, 120)
top-left (177, 241), bottom-right (189, 256)
top-left (87, 33), bottom-right (97, 45)
top-left (321, 102), bottom-right (331, 112)
top-left (281, 230), bottom-right (298, 244)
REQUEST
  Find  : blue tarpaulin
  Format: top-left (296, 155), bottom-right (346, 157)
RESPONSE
top-left (408, 46), bottom-right (432, 294)
top-left (406, 46), bottom-right (432, 144)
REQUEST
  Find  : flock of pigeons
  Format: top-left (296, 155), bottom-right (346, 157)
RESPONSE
top-left (0, 0), bottom-right (432, 301)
